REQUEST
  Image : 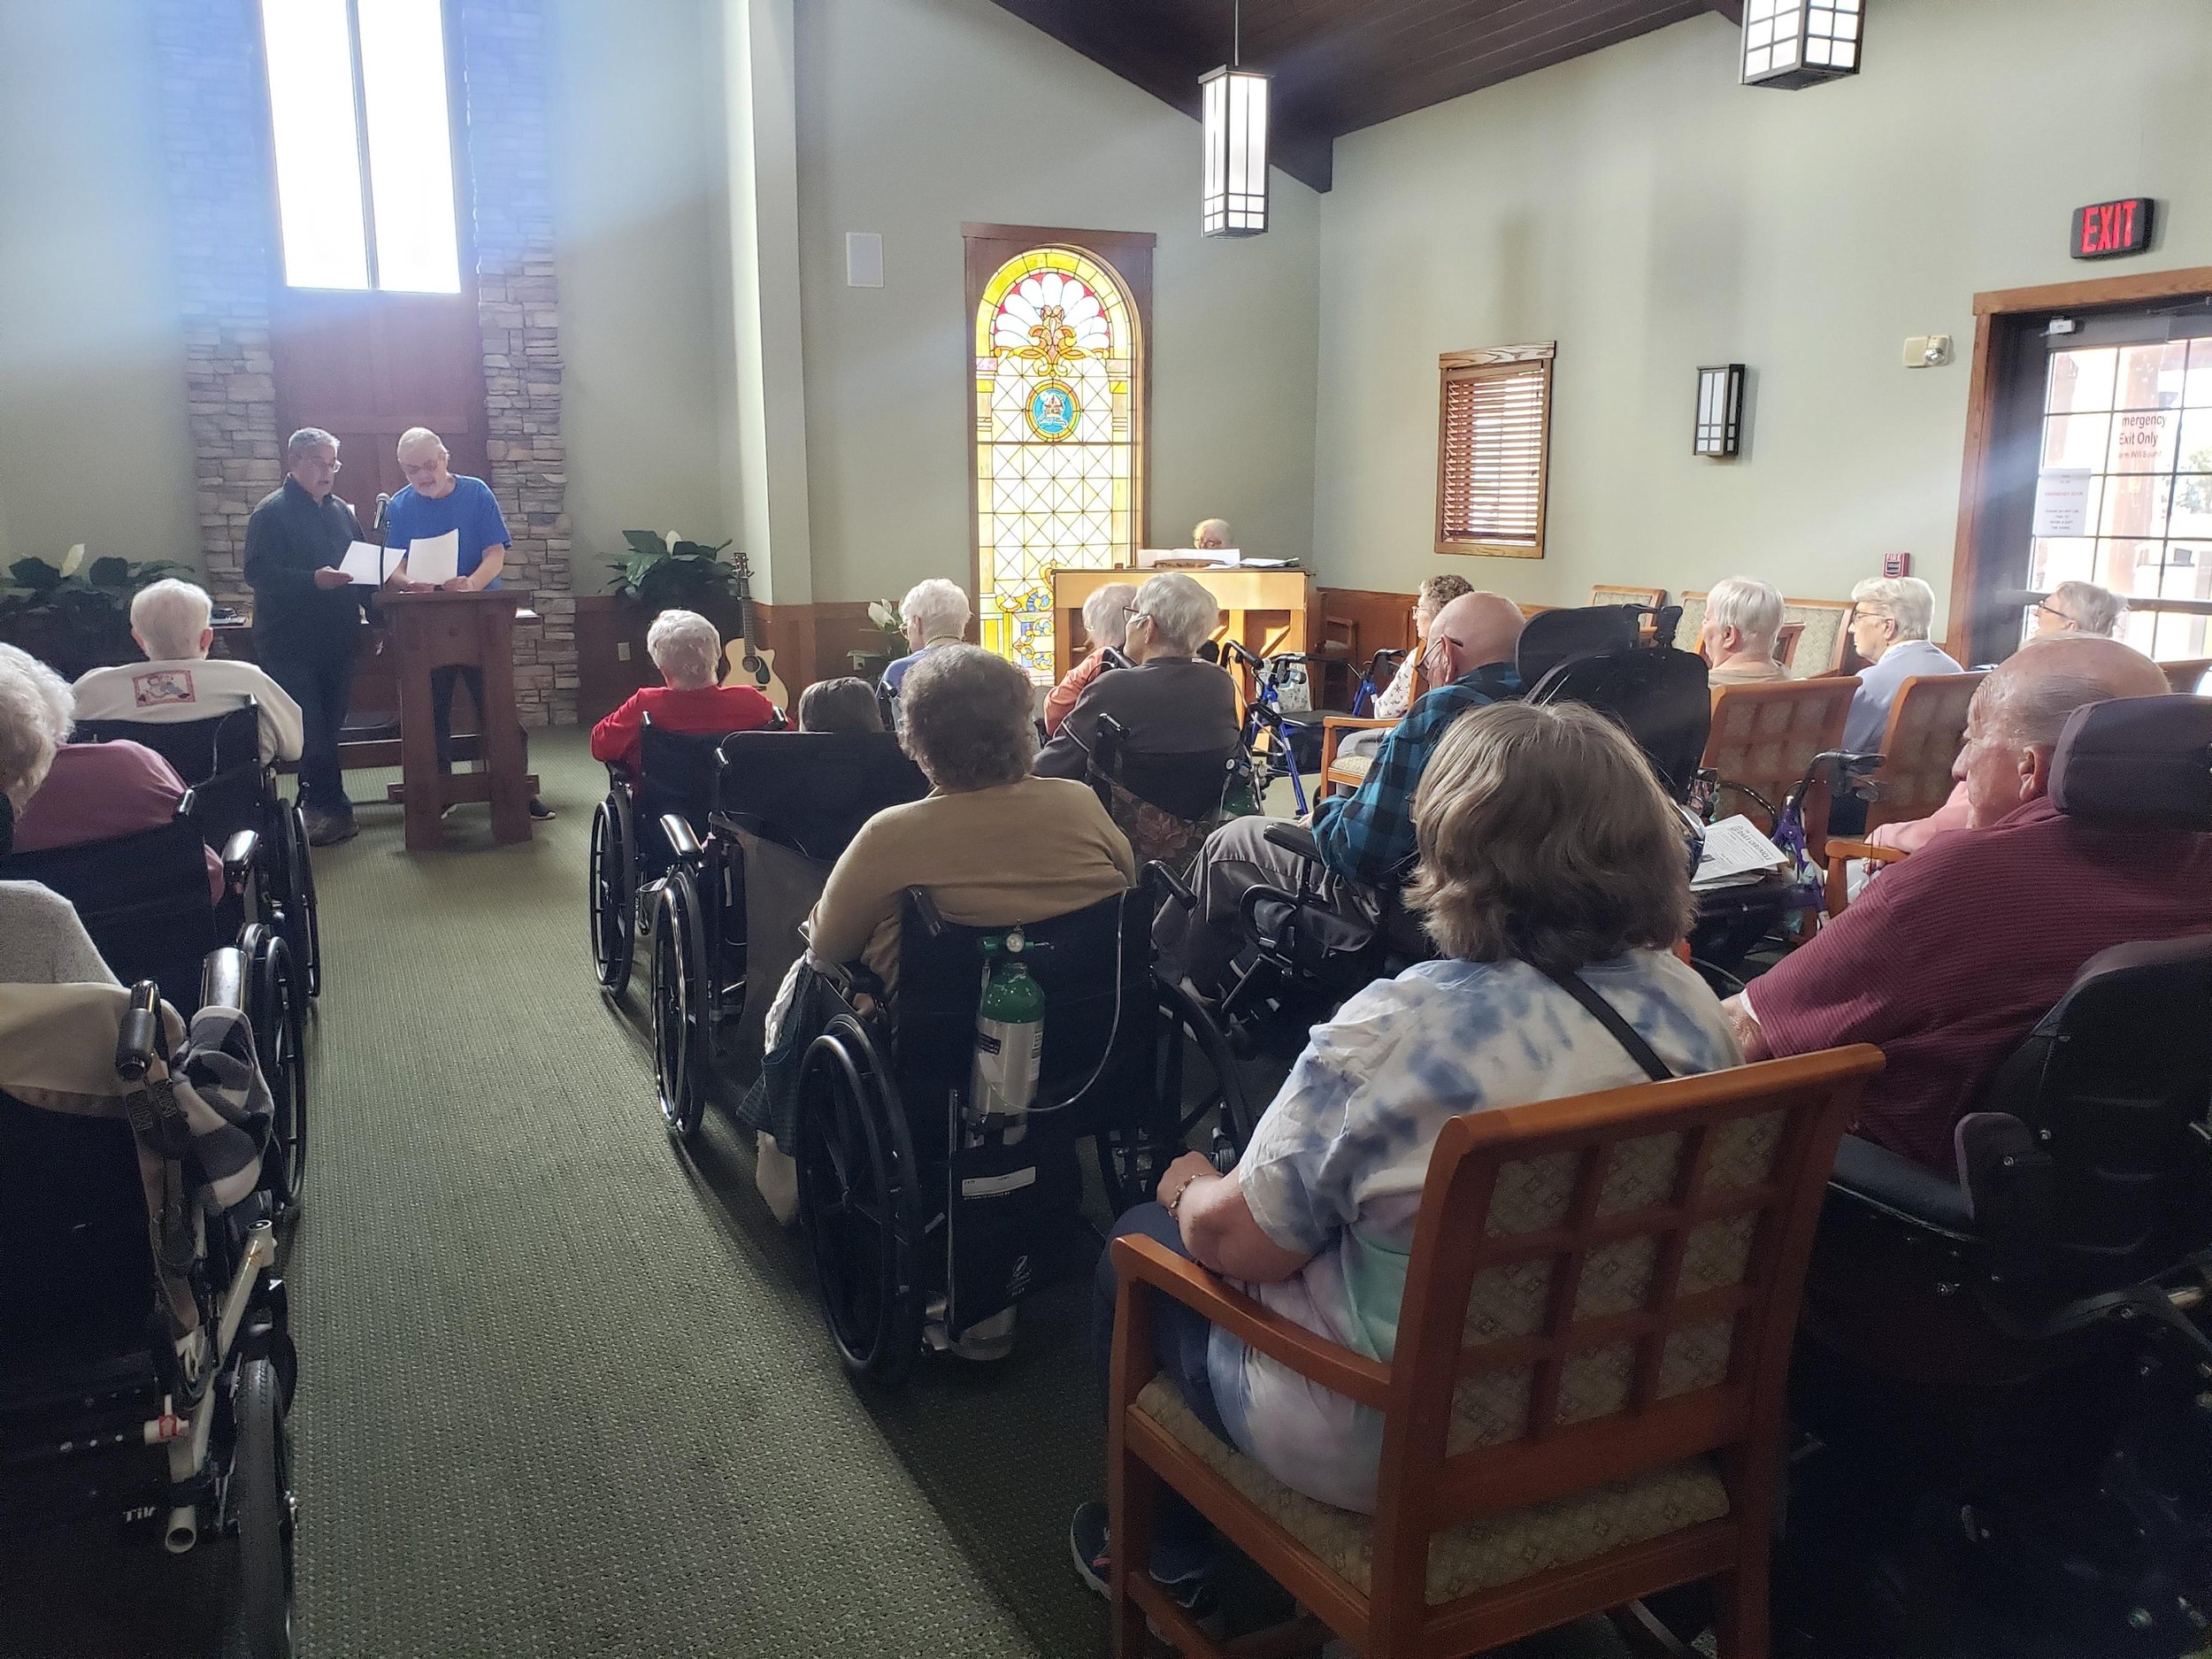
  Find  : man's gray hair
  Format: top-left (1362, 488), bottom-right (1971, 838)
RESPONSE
top-left (131, 579), bottom-right (215, 662)
top-left (1851, 575), bottom-right (1936, 641)
top-left (396, 426), bottom-right (447, 459)
top-left (1133, 572), bottom-right (1220, 657)
top-left (1704, 576), bottom-right (1784, 648)
top-left (1991, 637), bottom-right (2170, 748)
top-left (901, 578), bottom-right (971, 645)
top-left (286, 427), bottom-right (339, 464)
top-left (645, 609), bottom-right (723, 690)
top-left (0, 643), bottom-right (75, 809)
top-left (2049, 579), bottom-right (2125, 636)
top-left (897, 643), bottom-right (1034, 792)
top-left (1080, 581), bottom-right (1138, 651)
top-left (1194, 518), bottom-right (1231, 545)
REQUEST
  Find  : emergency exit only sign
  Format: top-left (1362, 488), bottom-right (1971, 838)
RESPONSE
top-left (2071, 197), bottom-right (2154, 259)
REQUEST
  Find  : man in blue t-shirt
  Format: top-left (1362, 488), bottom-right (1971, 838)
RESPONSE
top-left (383, 426), bottom-right (552, 819)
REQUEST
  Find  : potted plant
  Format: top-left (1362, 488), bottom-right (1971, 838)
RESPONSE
top-left (0, 546), bottom-right (197, 680)
top-left (605, 530), bottom-right (745, 636)
top-left (850, 597), bottom-right (908, 680)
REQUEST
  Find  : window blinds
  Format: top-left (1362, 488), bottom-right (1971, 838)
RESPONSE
top-left (1436, 347), bottom-right (1555, 557)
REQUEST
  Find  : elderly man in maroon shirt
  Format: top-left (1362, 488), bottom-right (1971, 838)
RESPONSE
top-left (1724, 635), bottom-right (2212, 1174)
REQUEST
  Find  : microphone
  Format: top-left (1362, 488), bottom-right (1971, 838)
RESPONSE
top-left (373, 492), bottom-right (390, 534)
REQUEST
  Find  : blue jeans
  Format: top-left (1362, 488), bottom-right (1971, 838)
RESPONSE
top-left (1094, 1203), bottom-right (1224, 1578)
top-left (262, 643), bottom-right (357, 814)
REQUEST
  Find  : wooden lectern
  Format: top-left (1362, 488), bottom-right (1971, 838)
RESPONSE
top-left (380, 590), bottom-right (533, 852)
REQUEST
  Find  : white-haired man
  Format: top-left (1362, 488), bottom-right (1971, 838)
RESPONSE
top-left (1034, 572), bottom-right (1237, 778)
top-left (1843, 574), bottom-right (1962, 753)
top-left (244, 426), bottom-right (367, 844)
top-left (381, 426), bottom-right (551, 818)
top-left (73, 580), bottom-right (303, 765)
top-left (1700, 577), bottom-right (1790, 686)
top-left (881, 579), bottom-right (971, 695)
top-left (1193, 518), bottom-right (1231, 550)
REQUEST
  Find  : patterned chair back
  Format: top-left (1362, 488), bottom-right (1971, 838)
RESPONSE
top-left (1372, 1047), bottom-right (1880, 1601)
top-left (1866, 672), bottom-right (1984, 832)
top-left (1701, 678), bottom-right (1858, 853)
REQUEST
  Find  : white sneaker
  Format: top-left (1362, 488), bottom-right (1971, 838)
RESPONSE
top-left (754, 1132), bottom-right (799, 1225)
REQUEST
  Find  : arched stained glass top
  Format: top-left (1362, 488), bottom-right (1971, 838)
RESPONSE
top-left (974, 245), bottom-right (1143, 680)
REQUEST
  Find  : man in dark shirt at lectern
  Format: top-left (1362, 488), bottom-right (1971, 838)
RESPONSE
top-left (244, 426), bottom-right (366, 846)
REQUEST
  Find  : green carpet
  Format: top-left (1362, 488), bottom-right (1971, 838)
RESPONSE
top-left (6, 732), bottom-right (1631, 1659)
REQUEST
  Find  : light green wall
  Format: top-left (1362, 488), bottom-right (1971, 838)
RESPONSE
top-left (549, 0), bottom-right (736, 582)
top-left (0, 0), bottom-right (198, 574)
top-left (1313, 0), bottom-right (2212, 633)
top-left (792, 0), bottom-right (1322, 605)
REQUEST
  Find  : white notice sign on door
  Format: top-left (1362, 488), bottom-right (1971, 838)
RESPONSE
top-left (2032, 467), bottom-right (2093, 538)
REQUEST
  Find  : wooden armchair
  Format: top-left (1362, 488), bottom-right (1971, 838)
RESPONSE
top-left (1319, 715), bottom-right (1394, 801)
top-left (1820, 838), bottom-right (1909, 918)
top-left (2161, 657), bottom-right (2212, 695)
top-left (1108, 1047), bottom-right (1883, 1659)
top-left (1701, 679), bottom-right (1858, 865)
top-left (1864, 672), bottom-right (1983, 834)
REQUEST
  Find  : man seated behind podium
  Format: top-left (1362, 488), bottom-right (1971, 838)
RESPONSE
top-left (382, 426), bottom-right (551, 820)
top-left (73, 580), bottom-right (303, 766)
top-left (1034, 572), bottom-right (1238, 780)
top-left (1701, 576), bottom-right (1791, 687)
top-left (1724, 636), bottom-right (2212, 1174)
top-left (1155, 591), bottom-right (1526, 995)
top-left (589, 610), bottom-right (780, 775)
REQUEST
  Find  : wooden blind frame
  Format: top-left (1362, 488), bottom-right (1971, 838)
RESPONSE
top-left (1435, 342), bottom-right (1555, 560)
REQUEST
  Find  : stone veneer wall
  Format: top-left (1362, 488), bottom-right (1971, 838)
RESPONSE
top-left (150, 0), bottom-right (575, 725)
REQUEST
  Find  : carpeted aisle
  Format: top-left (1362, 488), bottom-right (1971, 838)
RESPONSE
top-left (7, 731), bottom-right (1633, 1659)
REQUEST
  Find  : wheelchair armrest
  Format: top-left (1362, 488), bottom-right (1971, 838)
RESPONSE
top-left (1829, 1133), bottom-right (1976, 1236)
top-left (221, 829), bottom-right (259, 890)
top-left (1261, 820), bottom-right (1320, 863)
top-left (659, 813), bottom-right (703, 863)
top-left (1235, 879), bottom-right (1302, 949)
top-left (116, 981), bottom-right (163, 1081)
top-left (200, 946), bottom-right (247, 1016)
top-left (1142, 859), bottom-right (1197, 911)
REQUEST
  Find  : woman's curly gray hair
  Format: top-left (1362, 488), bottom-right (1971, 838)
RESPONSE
top-left (1404, 700), bottom-right (1693, 975)
top-left (0, 643), bottom-right (75, 810)
top-left (896, 644), bottom-right (1035, 792)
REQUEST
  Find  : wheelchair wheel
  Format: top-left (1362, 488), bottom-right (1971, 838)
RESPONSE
top-left (229, 1356), bottom-right (296, 1659)
top-left (1098, 974), bottom-right (1257, 1215)
top-left (249, 928), bottom-right (307, 1214)
top-left (796, 1015), bottom-right (923, 1384)
top-left (650, 869), bottom-right (710, 1141)
top-left (279, 799), bottom-right (322, 1001)
top-left (588, 794), bottom-right (636, 995)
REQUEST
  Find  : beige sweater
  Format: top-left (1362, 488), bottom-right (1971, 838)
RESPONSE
top-left (805, 775), bottom-right (1137, 992)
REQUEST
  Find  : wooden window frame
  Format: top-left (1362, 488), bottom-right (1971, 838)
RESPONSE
top-left (1435, 342), bottom-right (1555, 560)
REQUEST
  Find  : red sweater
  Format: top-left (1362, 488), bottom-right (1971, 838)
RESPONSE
top-left (589, 683), bottom-right (779, 772)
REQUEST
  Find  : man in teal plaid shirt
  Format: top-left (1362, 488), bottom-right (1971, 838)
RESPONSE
top-left (1155, 592), bottom-right (1527, 994)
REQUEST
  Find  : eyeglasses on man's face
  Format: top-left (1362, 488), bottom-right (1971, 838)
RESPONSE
top-left (2035, 601), bottom-right (2079, 628)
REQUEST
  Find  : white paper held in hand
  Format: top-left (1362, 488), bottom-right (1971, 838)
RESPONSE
top-left (1693, 814), bottom-right (1790, 890)
top-left (405, 529), bottom-right (461, 587)
top-left (337, 540), bottom-right (388, 586)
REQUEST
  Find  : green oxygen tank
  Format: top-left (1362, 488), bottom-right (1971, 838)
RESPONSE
top-left (971, 928), bottom-right (1045, 1142)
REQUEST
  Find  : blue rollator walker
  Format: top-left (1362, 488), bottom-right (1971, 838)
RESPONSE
top-left (1223, 641), bottom-right (1317, 819)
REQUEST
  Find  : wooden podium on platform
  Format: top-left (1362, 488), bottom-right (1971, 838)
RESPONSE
top-left (1049, 565), bottom-right (1314, 689)
top-left (380, 590), bottom-right (534, 852)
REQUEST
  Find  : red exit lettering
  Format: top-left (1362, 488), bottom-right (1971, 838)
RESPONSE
top-left (2072, 197), bottom-right (2153, 260)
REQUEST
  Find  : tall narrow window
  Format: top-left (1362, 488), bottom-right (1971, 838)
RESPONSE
top-left (1436, 343), bottom-right (1555, 560)
top-left (972, 245), bottom-right (1145, 680)
top-left (261, 0), bottom-right (462, 292)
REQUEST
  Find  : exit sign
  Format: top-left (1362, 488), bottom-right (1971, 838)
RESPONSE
top-left (2071, 197), bottom-right (2154, 260)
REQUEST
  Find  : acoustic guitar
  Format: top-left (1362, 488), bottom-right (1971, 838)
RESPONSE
top-left (720, 547), bottom-right (789, 712)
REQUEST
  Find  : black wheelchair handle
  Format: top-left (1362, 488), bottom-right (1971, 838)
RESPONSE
top-left (1142, 859), bottom-right (1197, 911)
top-left (116, 980), bottom-right (161, 1082)
top-left (1100, 647), bottom-right (1133, 672)
top-left (221, 829), bottom-right (260, 890)
top-left (1260, 820), bottom-right (1321, 862)
top-left (659, 813), bottom-right (703, 864)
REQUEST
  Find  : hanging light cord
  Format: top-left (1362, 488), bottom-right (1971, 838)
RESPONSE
top-left (1233, 0), bottom-right (1241, 67)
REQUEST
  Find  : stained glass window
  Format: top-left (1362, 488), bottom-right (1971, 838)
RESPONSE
top-left (974, 247), bottom-right (1142, 680)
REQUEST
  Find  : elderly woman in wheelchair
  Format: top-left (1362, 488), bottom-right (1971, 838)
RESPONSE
top-left (2, 978), bottom-right (300, 1655)
top-left (745, 645), bottom-right (1252, 1374)
top-left (1070, 700), bottom-right (1741, 1621)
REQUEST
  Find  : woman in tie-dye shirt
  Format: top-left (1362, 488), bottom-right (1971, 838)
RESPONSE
top-left (1071, 702), bottom-right (1740, 1613)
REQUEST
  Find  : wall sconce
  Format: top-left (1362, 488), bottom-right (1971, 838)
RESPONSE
top-left (1742, 0), bottom-right (1863, 88)
top-left (1695, 365), bottom-right (1746, 457)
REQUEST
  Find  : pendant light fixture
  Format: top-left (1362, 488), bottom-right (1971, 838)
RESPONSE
top-left (1741, 0), bottom-right (1864, 88)
top-left (1201, 0), bottom-right (1269, 236)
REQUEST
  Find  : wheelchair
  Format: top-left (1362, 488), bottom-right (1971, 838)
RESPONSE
top-left (792, 872), bottom-right (1254, 1383)
top-left (588, 715), bottom-right (754, 997)
top-left (1084, 712), bottom-right (1241, 879)
top-left (77, 702), bottom-right (323, 1002)
top-left (1765, 695), bottom-right (2212, 1657)
top-left (1, 810), bottom-right (307, 1216)
top-left (649, 728), bottom-right (930, 1140)
top-left (1, 979), bottom-right (299, 1657)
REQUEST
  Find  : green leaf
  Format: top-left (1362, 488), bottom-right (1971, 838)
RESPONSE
top-left (86, 556), bottom-right (131, 588)
top-left (7, 557), bottom-right (59, 592)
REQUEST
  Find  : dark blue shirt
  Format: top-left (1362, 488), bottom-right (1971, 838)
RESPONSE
top-left (1310, 661), bottom-right (1524, 886)
top-left (385, 475), bottom-right (511, 586)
